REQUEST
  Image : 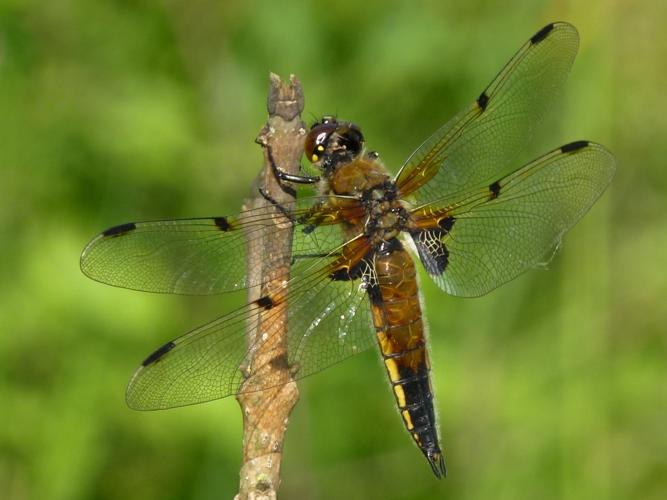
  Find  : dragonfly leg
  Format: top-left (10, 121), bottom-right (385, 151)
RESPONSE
top-left (267, 145), bottom-right (320, 185)
top-left (259, 188), bottom-right (298, 224)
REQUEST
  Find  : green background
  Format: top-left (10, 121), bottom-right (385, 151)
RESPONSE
top-left (1, 0), bottom-right (665, 499)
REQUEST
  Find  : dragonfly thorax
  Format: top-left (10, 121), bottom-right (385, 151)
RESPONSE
top-left (363, 181), bottom-right (409, 244)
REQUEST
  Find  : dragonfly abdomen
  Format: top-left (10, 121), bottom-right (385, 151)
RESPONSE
top-left (369, 240), bottom-right (446, 478)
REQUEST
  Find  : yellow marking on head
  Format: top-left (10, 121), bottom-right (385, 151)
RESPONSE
top-left (402, 410), bottom-right (414, 430)
top-left (317, 145), bottom-right (324, 152)
top-left (393, 384), bottom-right (407, 408)
top-left (311, 154), bottom-right (319, 162)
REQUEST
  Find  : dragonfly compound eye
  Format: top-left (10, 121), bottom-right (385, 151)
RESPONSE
top-left (305, 121), bottom-right (338, 164)
top-left (338, 124), bottom-right (364, 157)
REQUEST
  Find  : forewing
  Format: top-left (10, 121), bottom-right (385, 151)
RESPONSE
top-left (80, 196), bottom-right (357, 295)
top-left (125, 237), bottom-right (376, 410)
top-left (409, 142), bottom-right (615, 297)
top-left (395, 22), bottom-right (579, 207)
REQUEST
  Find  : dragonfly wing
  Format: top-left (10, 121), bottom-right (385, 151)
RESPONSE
top-left (395, 22), bottom-right (580, 207)
top-left (408, 142), bottom-right (615, 297)
top-left (80, 196), bottom-right (359, 295)
top-left (125, 236), bottom-right (377, 410)
top-left (81, 216), bottom-right (256, 294)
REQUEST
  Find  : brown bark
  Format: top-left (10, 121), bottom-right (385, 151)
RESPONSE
top-left (235, 74), bottom-right (305, 500)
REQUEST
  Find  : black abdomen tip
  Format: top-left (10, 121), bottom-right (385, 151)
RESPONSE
top-left (426, 450), bottom-right (447, 479)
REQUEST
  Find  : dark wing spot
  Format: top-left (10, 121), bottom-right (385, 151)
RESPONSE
top-left (331, 263), bottom-right (366, 281)
top-left (142, 341), bottom-right (176, 366)
top-left (256, 295), bottom-right (275, 310)
top-left (477, 91), bottom-right (489, 111)
top-left (530, 23), bottom-right (554, 44)
top-left (214, 217), bottom-right (232, 231)
top-left (330, 266), bottom-right (353, 281)
top-left (489, 180), bottom-right (501, 200)
top-left (438, 216), bottom-right (455, 233)
top-left (366, 279), bottom-right (382, 305)
top-left (103, 222), bottom-right (136, 237)
top-left (330, 256), bottom-right (373, 282)
top-left (411, 230), bottom-right (449, 276)
top-left (561, 140), bottom-right (589, 153)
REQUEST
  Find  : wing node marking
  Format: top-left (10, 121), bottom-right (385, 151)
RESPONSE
top-left (489, 180), bottom-right (501, 200)
top-left (256, 295), bottom-right (275, 310)
top-left (214, 216), bottom-right (232, 231)
top-left (477, 91), bottom-right (490, 111)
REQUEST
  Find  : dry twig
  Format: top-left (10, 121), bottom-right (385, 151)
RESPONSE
top-left (235, 74), bottom-right (305, 500)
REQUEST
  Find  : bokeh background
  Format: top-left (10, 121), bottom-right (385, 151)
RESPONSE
top-left (1, 0), bottom-right (665, 499)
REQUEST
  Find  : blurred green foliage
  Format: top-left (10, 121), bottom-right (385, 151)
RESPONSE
top-left (1, 0), bottom-right (665, 499)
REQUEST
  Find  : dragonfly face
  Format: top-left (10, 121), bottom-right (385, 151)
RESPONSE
top-left (304, 116), bottom-right (365, 172)
top-left (80, 22), bottom-right (615, 478)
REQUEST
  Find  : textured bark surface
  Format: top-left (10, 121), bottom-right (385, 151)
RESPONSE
top-left (235, 74), bottom-right (305, 500)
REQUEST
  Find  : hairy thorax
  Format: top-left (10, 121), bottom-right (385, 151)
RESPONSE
top-left (325, 155), bottom-right (409, 246)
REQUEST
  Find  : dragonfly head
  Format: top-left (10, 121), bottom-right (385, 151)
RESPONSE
top-left (305, 116), bottom-right (364, 173)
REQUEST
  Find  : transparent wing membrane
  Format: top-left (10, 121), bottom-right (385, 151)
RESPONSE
top-left (126, 239), bottom-right (376, 410)
top-left (410, 142), bottom-right (615, 297)
top-left (81, 22), bottom-right (615, 414)
top-left (80, 196), bottom-right (359, 295)
top-left (396, 22), bottom-right (580, 207)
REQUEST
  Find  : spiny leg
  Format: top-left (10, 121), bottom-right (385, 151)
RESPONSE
top-left (259, 188), bottom-right (297, 223)
top-left (267, 144), bottom-right (320, 187)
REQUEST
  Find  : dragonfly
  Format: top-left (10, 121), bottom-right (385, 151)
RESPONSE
top-left (80, 22), bottom-right (615, 478)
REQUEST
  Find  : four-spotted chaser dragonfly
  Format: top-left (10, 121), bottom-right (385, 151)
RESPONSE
top-left (80, 22), bottom-right (615, 477)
